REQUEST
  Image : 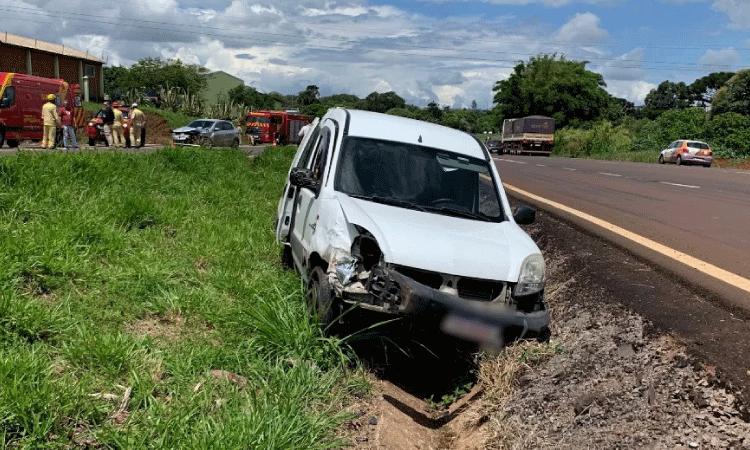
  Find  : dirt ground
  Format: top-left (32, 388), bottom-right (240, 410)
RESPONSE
top-left (339, 206), bottom-right (750, 449)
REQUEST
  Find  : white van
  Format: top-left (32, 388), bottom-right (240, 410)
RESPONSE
top-left (275, 108), bottom-right (550, 348)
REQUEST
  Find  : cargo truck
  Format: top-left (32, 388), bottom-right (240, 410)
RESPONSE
top-left (501, 115), bottom-right (555, 156)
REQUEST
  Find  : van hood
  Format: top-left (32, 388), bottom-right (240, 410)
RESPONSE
top-left (333, 192), bottom-right (539, 281)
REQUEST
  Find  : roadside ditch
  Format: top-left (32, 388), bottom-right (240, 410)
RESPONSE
top-left (338, 200), bottom-right (750, 449)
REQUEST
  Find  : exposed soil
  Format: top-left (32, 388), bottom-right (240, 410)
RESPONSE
top-left (145, 112), bottom-right (173, 146)
top-left (339, 202), bottom-right (750, 449)
top-left (713, 158), bottom-right (750, 170)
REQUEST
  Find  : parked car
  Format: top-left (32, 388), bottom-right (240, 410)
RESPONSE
top-left (658, 140), bottom-right (713, 167)
top-left (87, 102), bottom-right (131, 147)
top-left (275, 108), bottom-right (550, 349)
top-left (172, 119), bottom-right (240, 148)
top-left (485, 138), bottom-right (502, 154)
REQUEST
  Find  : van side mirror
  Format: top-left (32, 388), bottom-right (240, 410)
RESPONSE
top-left (289, 167), bottom-right (317, 190)
top-left (513, 205), bottom-right (535, 225)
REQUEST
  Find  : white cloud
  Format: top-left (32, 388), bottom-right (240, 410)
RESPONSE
top-left (604, 80), bottom-right (657, 105)
top-left (712, 0), bottom-right (750, 29)
top-left (554, 12), bottom-right (609, 44)
top-left (424, 0), bottom-right (612, 6)
top-left (698, 47), bottom-right (739, 70)
top-left (597, 48), bottom-right (646, 81)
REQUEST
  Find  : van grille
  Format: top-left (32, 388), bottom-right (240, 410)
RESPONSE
top-left (394, 266), bottom-right (505, 301)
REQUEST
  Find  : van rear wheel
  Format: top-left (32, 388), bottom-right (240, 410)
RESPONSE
top-left (0, 130), bottom-right (4, 147)
top-left (7, 140), bottom-right (18, 148)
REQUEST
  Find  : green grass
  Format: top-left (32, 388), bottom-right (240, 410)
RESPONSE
top-left (0, 146), bottom-right (366, 448)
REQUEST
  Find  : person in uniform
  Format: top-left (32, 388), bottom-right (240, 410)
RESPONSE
top-left (129, 103), bottom-right (146, 148)
top-left (112, 104), bottom-right (125, 147)
top-left (41, 94), bottom-right (61, 149)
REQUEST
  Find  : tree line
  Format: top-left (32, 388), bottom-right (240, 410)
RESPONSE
top-left (104, 56), bottom-right (750, 158)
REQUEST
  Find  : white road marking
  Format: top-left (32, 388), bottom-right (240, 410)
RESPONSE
top-left (599, 172), bottom-right (622, 177)
top-left (536, 164), bottom-right (547, 167)
top-left (504, 183), bottom-right (750, 295)
top-left (737, 171), bottom-right (750, 175)
top-left (498, 159), bottom-right (527, 164)
top-left (660, 181), bottom-right (700, 189)
top-left (563, 167), bottom-right (577, 171)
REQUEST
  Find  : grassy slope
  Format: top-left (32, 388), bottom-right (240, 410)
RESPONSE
top-left (0, 147), bottom-right (364, 448)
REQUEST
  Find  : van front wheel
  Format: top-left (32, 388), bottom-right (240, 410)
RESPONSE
top-left (0, 129), bottom-right (4, 147)
top-left (307, 267), bottom-right (337, 331)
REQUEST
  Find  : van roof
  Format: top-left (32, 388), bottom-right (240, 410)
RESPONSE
top-left (327, 108), bottom-right (486, 160)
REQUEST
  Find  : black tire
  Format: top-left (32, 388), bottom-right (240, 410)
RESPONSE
top-left (704, 163), bottom-right (712, 168)
top-left (88, 137), bottom-right (95, 147)
top-left (658, 155), bottom-right (664, 164)
top-left (0, 129), bottom-right (4, 148)
top-left (7, 139), bottom-right (18, 148)
top-left (307, 266), bottom-right (337, 331)
top-left (201, 137), bottom-right (213, 148)
top-left (231, 138), bottom-right (239, 148)
top-left (676, 155), bottom-right (682, 166)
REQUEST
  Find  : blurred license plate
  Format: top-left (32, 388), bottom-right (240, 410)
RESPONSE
top-left (440, 313), bottom-right (503, 351)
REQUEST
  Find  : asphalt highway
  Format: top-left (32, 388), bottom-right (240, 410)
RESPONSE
top-left (494, 155), bottom-right (750, 315)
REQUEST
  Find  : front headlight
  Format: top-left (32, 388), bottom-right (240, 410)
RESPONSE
top-left (515, 254), bottom-right (545, 296)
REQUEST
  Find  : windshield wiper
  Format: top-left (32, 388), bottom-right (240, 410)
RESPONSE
top-left (421, 205), bottom-right (492, 222)
top-left (348, 194), bottom-right (427, 212)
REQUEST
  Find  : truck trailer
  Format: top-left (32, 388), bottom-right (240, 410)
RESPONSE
top-left (501, 115), bottom-right (555, 156)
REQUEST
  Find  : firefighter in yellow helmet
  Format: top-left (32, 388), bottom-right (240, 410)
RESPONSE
top-left (41, 94), bottom-right (61, 149)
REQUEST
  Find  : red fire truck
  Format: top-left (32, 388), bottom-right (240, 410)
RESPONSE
top-left (244, 110), bottom-right (310, 145)
top-left (0, 73), bottom-right (83, 148)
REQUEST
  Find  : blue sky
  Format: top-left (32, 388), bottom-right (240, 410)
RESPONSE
top-left (3, 0), bottom-right (748, 107)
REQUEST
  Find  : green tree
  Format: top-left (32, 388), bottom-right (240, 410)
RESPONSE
top-left (492, 54), bottom-right (610, 128)
top-left (707, 112), bottom-right (750, 157)
top-left (711, 69), bottom-right (750, 117)
top-left (689, 72), bottom-right (734, 108)
top-left (642, 81), bottom-right (691, 119)
top-left (361, 91), bottom-right (406, 113)
top-left (127, 58), bottom-right (208, 95)
top-left (103, 65), bottom-right (131, 99)
top-left (297, 85), bottom-right (320, 106)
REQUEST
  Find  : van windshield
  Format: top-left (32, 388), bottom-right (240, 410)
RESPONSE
top-left (335, 137), bottom-right (504, 222)
top-left (247, 117), bottom-right (270, 125)
top-left (0, 86), bottom-right (14, 108)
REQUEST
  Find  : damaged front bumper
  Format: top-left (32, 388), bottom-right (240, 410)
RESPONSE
top-left (338, 265), bottom-right (550, 349)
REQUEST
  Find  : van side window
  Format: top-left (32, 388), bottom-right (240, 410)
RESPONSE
top-left (0, 87), bottom-right (15, 108)
top-left (310, 128), bottom-right (331, 183)
top-left (296, 125), bottom-right (321, 169)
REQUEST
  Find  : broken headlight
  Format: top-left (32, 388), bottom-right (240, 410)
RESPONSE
top-left (333, 250), bottom-right (358, 285)
top-left (515, 254), bottom-right (545, 296)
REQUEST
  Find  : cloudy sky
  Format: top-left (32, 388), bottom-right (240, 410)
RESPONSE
top-left (2, 0), bottom-right (748, 107)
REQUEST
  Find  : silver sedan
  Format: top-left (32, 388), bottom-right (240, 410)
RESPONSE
top-left (172, 119), bottom-right (240, 148)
